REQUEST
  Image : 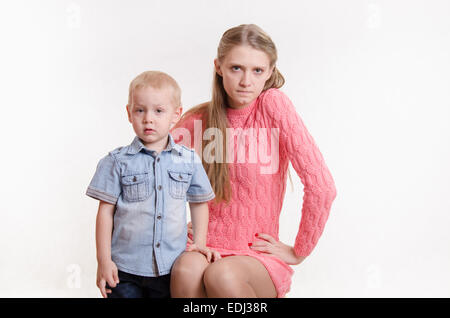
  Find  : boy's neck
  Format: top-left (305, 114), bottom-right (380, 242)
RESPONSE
top-left (142, 135), bottom-right (169, 155)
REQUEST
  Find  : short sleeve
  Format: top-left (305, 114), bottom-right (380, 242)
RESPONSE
top-left (86, 153), bottom-right (122, 205)
top-left (186, 151), bottom-right (215, 203)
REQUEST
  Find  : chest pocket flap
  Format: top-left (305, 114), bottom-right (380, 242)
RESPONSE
top-left (168, 170), bottom-right (192, 199)
top-left (121, 172), bottom-right (151, 202)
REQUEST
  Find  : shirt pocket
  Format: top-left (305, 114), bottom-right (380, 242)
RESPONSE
top-left (167, 170), bottom-right (192, 200)
top-left (121, 172), bottom-right (152, 202)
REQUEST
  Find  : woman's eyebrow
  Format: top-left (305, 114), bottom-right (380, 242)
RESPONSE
top-left (229, 63), bottom-right (265, 69)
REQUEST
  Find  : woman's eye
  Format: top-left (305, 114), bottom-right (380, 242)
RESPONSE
top-left (232, 66), bottom-right (240, 71)
top-left (255, 68), bottom-right (263, 74)
top-left (156, 109), bottom-right (163, 113)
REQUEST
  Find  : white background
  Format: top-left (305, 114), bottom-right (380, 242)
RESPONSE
top-left (0, 0), bottom-right (449, 297)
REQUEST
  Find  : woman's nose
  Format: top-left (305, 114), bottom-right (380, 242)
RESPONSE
top-left (240, 72), bottom-right (252, 87)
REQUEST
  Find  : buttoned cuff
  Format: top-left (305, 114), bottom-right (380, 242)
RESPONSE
top-left (86, 187), bottom-right (118, 205)
top-left (187, 191), bottom-right (215, 203)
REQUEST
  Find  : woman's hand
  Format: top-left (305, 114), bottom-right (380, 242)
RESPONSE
top-left (186, 243), bottom-right (222, 263)
top-left (249, 233), bottom-right (306, 265)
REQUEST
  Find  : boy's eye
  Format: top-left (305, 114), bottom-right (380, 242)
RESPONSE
top-left (232, 66), bottom-right (240, 71)
top-left (156, 109), bottom-right (163, 113)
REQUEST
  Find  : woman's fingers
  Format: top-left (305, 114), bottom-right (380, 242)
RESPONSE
top-left (249, 238), bottom-right (275, 254)
top-left (255, 233), bottom-right (277, 244)
top-left (250, 241), bottom-right (271, 253)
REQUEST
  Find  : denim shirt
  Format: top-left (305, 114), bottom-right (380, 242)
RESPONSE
top-left (86, 133), bottom-right (215, 277)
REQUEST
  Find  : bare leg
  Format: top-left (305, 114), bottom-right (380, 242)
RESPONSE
top-left (203, 256), bottom-right (277, 298)
top-left (170, 251), bottom-right (209, 297)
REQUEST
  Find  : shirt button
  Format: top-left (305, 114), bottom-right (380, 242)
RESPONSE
top-left (179, 174), bottom-right (183, 179)
top-left (132, 176), bottom-right (137, 182)
top-left (156, 243), bottom-right (160, 248)
top-left (156, 158), bottom-right (160, 162)
top-left (158, 185), bottom-right (162, 191)
top-left (157, 215), bottom-right (161, 220)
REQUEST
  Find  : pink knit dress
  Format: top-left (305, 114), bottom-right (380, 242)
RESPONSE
top-left (172, 88), bottom-right (337, 297)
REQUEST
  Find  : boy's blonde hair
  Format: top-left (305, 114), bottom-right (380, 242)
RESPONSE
top-left (128, 71), bottom-right (181, 109)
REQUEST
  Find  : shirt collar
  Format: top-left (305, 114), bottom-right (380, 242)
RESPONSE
top-left (127, 133), bottom-right (182, 156)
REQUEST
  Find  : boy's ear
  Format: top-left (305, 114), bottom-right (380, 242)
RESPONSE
top-left (126, 104), bottom-right (132, 123)
top-left (214, 59), bottom-right (223, 77)
top-left (173, 106), bottom-right (183, 124)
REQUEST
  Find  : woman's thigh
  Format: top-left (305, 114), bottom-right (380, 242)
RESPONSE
top-left (203, 255), bottom-right (277, 298)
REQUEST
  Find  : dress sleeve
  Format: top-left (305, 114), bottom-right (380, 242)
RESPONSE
top-left (262, 89), bottom-right (337, 257)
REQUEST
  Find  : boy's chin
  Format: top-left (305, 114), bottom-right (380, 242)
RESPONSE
top-left (136, 134), bottom-right (154, 143)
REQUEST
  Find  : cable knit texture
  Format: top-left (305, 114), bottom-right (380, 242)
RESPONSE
top-left (171, 88), bottom-right (337, 297)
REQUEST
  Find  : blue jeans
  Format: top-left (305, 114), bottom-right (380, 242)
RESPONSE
top-left (106, 270), bottom-right (171, 298)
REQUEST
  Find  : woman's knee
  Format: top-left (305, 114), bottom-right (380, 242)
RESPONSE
top-left (202, 256), bottom-right (276, 298)
top-left (171, 251), bottom-right (210, 297)
top-left (171, 251), bottom-right (209, 279)
top-left (203, 259), bottom-right (246, 295)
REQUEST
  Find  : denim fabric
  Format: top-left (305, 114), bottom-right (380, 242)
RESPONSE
top-left (86, 133), bottom-right (215, 277)
top-left (106, 271), bottom-right (171, 298)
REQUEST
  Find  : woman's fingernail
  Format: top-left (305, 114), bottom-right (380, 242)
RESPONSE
top-left (255, 233), bottom-right (258, 237)
top-left (248, 243), bottom-right (252, 246)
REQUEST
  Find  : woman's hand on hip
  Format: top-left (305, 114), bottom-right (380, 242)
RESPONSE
top-left (249, 233), bottom-right (306, 265)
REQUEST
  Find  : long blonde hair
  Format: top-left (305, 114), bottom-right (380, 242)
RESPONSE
top-left (176, 24), bottom-right (290, 204)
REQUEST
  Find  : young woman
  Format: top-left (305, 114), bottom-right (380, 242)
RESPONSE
top-left (169, 24), bottom-right (337, 298)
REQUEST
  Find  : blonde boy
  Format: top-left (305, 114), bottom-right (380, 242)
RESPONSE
top-left (86, 71), bottom-right (218, 298)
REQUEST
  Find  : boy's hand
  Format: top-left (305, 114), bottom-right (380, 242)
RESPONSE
top-left (187, 221), bottom-right (194, 244)
top-left (96, 260), bottom-right (120, 298)
top-left (186, 243), bottom-right (221, 263)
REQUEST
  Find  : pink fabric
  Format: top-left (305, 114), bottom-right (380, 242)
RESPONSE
top-left (172, 88), bottom-right (337, 297)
